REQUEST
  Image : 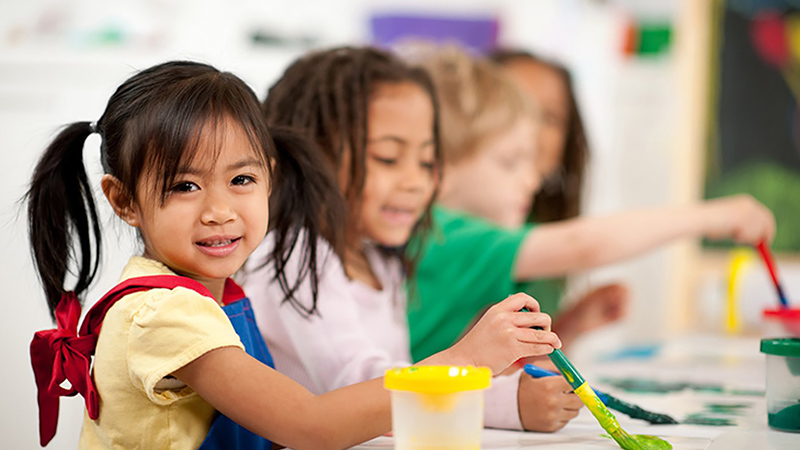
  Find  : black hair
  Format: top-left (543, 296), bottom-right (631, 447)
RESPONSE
top-left (489, 48), bottom-right (588, 222)
top-left (27, 60), bottom-right (336, 320)
top-left (262, 46), bottom-right (441, 305)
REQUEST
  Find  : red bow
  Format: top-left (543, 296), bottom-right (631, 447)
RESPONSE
top-left (29, 275), bottom-right (217, 446)
top-left (30, 292), bottom-right (99, 446)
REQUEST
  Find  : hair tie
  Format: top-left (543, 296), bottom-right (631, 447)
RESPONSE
top-left (89, 121), bottom-right (98, 134)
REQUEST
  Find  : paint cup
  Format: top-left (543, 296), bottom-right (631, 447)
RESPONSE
top-left (762, 308), bottom-right (800, 337)
top-left (760, 338), bottom-right (800, 432)
top-left (385, 366), bottom-right (491, 450)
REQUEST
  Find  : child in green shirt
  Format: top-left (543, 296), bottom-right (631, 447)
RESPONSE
top-left (408, 45), bottom-right (776, 362)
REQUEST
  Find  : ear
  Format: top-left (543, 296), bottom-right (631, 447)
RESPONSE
top-left (101, 174), bottom-right (140, 227)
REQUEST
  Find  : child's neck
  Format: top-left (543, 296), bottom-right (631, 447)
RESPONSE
top-left (141, 253), bottom-right (226, 304)
top-left (344, 244), bottom-right (382, 290)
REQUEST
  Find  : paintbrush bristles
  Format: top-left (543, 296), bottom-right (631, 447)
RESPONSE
top-left (610, 429), bottom-right (649, 450)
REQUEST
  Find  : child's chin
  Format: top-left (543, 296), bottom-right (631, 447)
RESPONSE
top-left (376, 233), bottom-right (411, 249)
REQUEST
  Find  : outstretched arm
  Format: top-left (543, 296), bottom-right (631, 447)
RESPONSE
top-left (514, 194), bottom-right (775, 280)
top-left (175, 293), bottom-right (561, 450)
top-left (176, 347), bottom-right (389, 450)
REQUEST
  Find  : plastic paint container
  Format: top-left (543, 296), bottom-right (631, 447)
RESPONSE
top-left (385, 366), bottom-right (491, 450)
top-left (760, 338), bottom-right (800, 433)
top-left (762, 308), bottom-right (800, 337)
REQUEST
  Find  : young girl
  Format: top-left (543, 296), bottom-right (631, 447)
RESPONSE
top-left (27, 61), bottom-right (560, 449)
top-left (243, 46), bottom-right (583, 434)
top-left (489, 48), bottom-right (628, 347)
top-left (406, 44), bottom-right (776, 363)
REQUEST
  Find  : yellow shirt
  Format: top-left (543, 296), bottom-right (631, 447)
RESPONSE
top-left (79, 256), bottom-right (244, 450)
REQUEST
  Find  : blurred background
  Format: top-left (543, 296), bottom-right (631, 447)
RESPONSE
top-left (1, 0), bottom-right (799, 448)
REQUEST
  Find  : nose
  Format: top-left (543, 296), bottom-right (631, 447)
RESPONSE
top-left (523, 162), bottom-right (542, 195)
top-left (399, 159), bottom-right (433, 193)
top-left (200, 188), bottom-right (237, 225)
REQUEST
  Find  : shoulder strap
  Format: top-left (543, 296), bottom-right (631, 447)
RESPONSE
top-left (31, 275), bottom-right (211, 446)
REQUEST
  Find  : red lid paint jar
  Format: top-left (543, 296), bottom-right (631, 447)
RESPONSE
top-left (763, 308), bottom-right (800, 338)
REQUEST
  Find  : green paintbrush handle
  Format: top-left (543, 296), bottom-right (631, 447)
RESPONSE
top-left (547, 348), bottom-right (586, 390)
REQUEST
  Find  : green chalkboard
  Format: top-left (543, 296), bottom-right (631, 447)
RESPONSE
top-left (705, 0), bottom-right (800, 253)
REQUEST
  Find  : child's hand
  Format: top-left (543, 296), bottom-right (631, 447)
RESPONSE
top-left (552, 283), bottom-right (629, 348)
top-left (518, 373), bottom-right (583, 432)
top-left (700, 194), bottom-right (776, 245)
top-left (450, 293), bottom-right (561, 375)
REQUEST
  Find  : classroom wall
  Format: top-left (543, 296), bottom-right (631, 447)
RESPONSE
top-left (2, 1), bottom-right (795, 448)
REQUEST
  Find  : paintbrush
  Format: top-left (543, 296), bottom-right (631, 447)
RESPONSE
top-left (545, 348), bottom-right (672, 450)
top-left (524, 364), bottom-right (678, 425)
top-left (756, 241), bottom-right (790, 308)
top-left (523, 315), bottom-right (671, 448)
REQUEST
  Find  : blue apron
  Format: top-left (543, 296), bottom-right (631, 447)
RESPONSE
top-left (198, 295), bottom-right (274, 450)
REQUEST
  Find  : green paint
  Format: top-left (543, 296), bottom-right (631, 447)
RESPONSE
top-left (682, 414), bottom-right (735, 426)
top-left (600, 377), bottom-right (763, 396)
top-left (704, 403), bottom-right (749, 415)
top-left (546, 350), bottom-right (672, 450)
top-left (604, 395), bottom-right (678, 424)
top-left (603, 433), bottom-right (674, 450)
top-left (629, 434), bottom-right (673, 450)
top-left (576, 384), bottom-right (672, 450)
top-left (768, 403), bottom-right (800, 432)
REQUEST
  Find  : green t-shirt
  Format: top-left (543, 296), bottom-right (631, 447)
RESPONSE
top-left (407, 206), bottom-right (565, 362)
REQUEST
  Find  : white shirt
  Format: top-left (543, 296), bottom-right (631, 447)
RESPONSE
top-left (242, 232), bottom-right (523, 429)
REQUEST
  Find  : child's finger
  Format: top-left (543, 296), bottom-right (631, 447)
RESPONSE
top-left (516, 328), bottom-right (561, 349)
top-left (496, 293), bottom-right (541, 313)
top-left (513, 311), bottom-right (552, 330)
top-left (515, 342), bottom-right (557, 357)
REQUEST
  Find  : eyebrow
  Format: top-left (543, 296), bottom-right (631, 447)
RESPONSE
top-left (225, 158), bottom-right (264, 171)
top-left (177, 157), bottom-right (264, 175)
top-left (368, 136), bottom-right (435, 147)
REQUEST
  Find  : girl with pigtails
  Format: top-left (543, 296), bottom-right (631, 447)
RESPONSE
top-left (27, 60), bottom-right (560, 449)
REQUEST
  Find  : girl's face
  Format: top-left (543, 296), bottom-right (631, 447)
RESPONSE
top-left (127, 119), bottom-right (269, 285)
top-left (441, 118), bottom-right (539, 229)
top-left (502, 60), bottom-right (569, 180)
top-left (352, 81), bottom-right (437, 247)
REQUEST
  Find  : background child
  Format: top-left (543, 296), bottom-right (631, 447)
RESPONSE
top-left (243, 46), bottom-right (582, 433)
top-left (489, 48), bottom-right (630, 348)
top-left (27, 60), bottom-right (557, 449)
top-left (406, 44), bottom-right (776, 363)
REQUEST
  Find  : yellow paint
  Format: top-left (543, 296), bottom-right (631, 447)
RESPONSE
top-left (574, 382), bottom-right (621, 433)
top-left (726, 249), bottom-right (753, 334)
top-left (418, 392), bottom-right (458, 413)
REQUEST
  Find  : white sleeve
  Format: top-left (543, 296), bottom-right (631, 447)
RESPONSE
top-left (484, 371), bottom-right (524, 430)
top-left (244, 235), bottom-right (411, 394)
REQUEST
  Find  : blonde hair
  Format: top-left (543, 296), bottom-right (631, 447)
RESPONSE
top-left (405, 43), bottom-right (537, 163)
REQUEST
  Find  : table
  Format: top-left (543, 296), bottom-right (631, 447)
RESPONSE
top-left (350, 333), bottom-right (800, 449)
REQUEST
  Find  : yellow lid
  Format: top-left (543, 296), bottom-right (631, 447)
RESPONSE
top-left (384, 366), bottom-right (492, 394)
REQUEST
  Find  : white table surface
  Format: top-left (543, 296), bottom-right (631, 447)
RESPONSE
top-left (348, 333), bottom-right (800, 450)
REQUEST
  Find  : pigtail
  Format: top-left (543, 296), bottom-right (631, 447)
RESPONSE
top-left (27, 122), bottom-right (102, 319)
top-left (266, 126), bottom-right (346, 316)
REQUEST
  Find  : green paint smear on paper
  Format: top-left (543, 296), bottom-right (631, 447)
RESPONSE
top-left (603, 434), bottom-right (674, 450)
top-left (683, 414), bottom-right (735, 426)
top-left (599, 377), bottom-right (763, 396)
top-left (703, 403), bottom-right (750, 415)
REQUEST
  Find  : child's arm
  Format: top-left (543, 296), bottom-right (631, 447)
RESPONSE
top-left (175, 347), bottom-right (389, 450)
top-left (514, 194), bottom-right (775, 280)
top-left (175, 294), bottom-right (559, 450)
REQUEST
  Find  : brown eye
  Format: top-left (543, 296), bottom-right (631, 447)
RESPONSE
top-left (232, 175), bottom-right (255, 186)
top-left (171, 181), bottom-right (199, 193)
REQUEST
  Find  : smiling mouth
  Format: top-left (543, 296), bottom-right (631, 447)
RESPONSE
top-left (196, 237), bottom-right (241, 247)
